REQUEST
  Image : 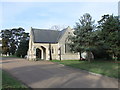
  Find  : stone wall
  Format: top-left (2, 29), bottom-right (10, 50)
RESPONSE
top-left (61, 54), bottom-right (80, 60)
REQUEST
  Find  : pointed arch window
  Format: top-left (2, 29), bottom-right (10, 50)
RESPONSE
top-left (65, 38), bottom-right (72, 53)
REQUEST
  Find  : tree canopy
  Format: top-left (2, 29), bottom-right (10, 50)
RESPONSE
top-left (98, 14), bottom-right (120, 59)
top-left (69, 13), bottom-right (120, 61)
top-left (69, 13), bottom-right (95, 61)
top-left (0, 27), bottom-right (29, 57)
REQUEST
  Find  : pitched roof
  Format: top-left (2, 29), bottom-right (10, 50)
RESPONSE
top-left (31, 28), bottom-right (66, 43)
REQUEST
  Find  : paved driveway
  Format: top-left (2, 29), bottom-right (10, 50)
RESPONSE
top-left (1, 57), bottom-right (119, 88)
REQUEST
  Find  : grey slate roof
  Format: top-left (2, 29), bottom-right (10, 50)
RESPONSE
top-left (31, 28), bottom-right (66, 43)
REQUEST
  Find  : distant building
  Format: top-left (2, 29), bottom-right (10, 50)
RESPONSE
top-left (27, 27), bottom-right (80, 61)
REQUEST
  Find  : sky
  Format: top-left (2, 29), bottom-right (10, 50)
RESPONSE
top-left (0, 0), bottom-right (119, 32)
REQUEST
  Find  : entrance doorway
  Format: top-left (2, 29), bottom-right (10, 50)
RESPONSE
top-left (36, 48), bottom-right (41, 59)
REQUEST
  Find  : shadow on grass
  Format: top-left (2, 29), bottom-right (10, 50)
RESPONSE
top-left (52, 60), bottom-right (119, 79)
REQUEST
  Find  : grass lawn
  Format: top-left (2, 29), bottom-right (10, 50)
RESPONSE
top-left (2, 70), bottom-right (28, 89)
top-left (51, 60), bottom-right (120, 79)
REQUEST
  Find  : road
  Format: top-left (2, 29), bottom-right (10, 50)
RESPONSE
top-left (1, 57), bottom-right (119, 88)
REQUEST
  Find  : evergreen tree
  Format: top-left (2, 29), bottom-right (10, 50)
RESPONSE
top-left (98, 14), bottom-right (120, 60)
top-left (1, 29), bottom-right (11, 55)
top-left (69, 13), bottom-right (95, 61)
top-left (16, 32), bottom-right (29, 58)
top-left (16, 40), bottom-right (29, 58)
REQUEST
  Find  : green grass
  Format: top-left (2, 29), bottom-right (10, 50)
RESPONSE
top-left (2, 70), bottom-right (28, 89)
top-left (51, 60), bottom-right (120, 79)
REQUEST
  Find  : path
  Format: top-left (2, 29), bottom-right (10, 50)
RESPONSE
top-left (1, 57), bottom-right (119, 88)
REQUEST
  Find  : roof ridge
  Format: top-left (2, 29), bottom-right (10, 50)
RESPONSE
top-left (32, 28), bottom-right (60, 32)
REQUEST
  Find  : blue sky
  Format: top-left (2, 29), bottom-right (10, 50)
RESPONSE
top-left (1, 1), bottom-right (119, 32)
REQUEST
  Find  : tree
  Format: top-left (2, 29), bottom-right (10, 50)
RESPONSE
top-left (16, 32), bottom-right (29, 58)
top-left (69, 13), bottom-right (95, 61)
top-left (11, 27), bottom-right (25, 48)
top-left (1, 29), bottom-right (11, 55)
top-left (88, 30), bottom-right (110, 59)
top-left (0, 27), bottom-right (29, 56)
top-left (16, 40), bottom-right (29, 58)
top-left (2, 38), bottom-right (9, 55)
top-left (9, 40), bottom-right (16, 55)
top-left (98, 14), bottom-right (120, 60)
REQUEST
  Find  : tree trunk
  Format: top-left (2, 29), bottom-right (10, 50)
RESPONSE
top-left (79, 51), bottom-right (82, 61)
top-left (88, 51), bottom-right (91, 62)
top-left (87, 51), bottom-right (94, 62)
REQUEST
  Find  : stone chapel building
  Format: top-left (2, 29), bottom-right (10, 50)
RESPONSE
top-left (27, 26), bottom-right (80, 61)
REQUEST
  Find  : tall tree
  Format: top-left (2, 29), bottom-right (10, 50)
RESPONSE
top-left (2, 38), bottom-right (9, 55)
top-left (1, 29), bottom-right (11, 55)
top-left (98, 14), bottom-right (120, 60)
top-left (16, 32), bottom-right (29, 57)
top-left (0, 27), bottom-right (29, 56)
top-left (16, 40), bottom-right (29, 58)
top-left (69, 13), bottom-right (95, 61)
top-left (11, 27), bottom-right (25, 48)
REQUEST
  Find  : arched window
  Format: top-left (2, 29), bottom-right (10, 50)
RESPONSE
top-left (65, 43), bottom-right (72, 53)
top-left (65, 38), bottom-right (72, 53)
